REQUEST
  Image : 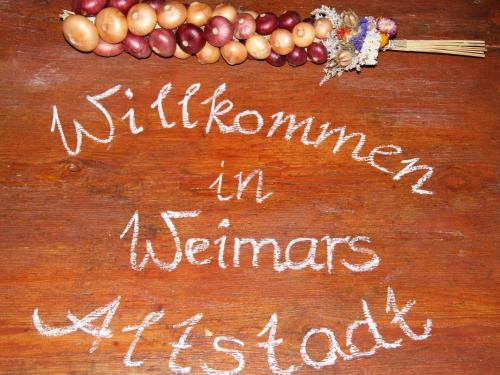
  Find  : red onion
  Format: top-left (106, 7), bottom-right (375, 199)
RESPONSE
top-left (107, 0), bottom-right (138, 14)
top-left (72, 0), bottom-right (108, 16)
top-left (302, 17), bottom-right (315, 25)
top-left (234, 13), bottom-right (256, 40)
top-left (266, 50), bottom-right (286, 67)
top-left (278, 10), bottom-right (301, 31)
top-left (176, 23), bottom-right (206, 54)
top-left (123, 32), bottom-right (152, 58)
top-left (287, 46), bottom-right (307, 66)
top-left (307, 42), bottom-right (328, 64)
top-left (255, 12), bottom-right (278, 35)
top-left (149, 28), bottom-right (176, 57)
top-left (93, 38), bottom-right (124, 56)
top-left (143, 0), bottom-right (165, 12)
top-left (205, 16), bottom-right (234, 47)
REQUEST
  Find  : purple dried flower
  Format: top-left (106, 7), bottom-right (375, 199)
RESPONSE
top-left (350, 17), bottom-right (369, 51)
top-left (377, 16), bottom-right (397, 38)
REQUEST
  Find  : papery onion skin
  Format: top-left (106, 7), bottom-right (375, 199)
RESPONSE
top-left (242, 10), bottom-right (258, 19)
top-left (127, 3), bottom-right (157, 36)
top-left (63, 14), bottom-right (99, 52)
top-left (292, 22), bottom-right (315, 47)
top-left (212, 3), bottom-right (237, 23)
top-left (314, 18), bottom-right (333, 39)
top-left (266, 50), bottom-right (286, 67)
top-left (234, 13), bottom-right (256, 40)
top-left (107, 0), bottom-right (139, 14)
top-left (221, 40), bottom-right (247, 65)
top-left (307, 42), bottom-right (328, 64)
top-left (205, 16), bottom-right (235, 47)
top-left (143, 0), bottom-right (165, 12)
top-left (157, 1), bottom-right (187, 29)
top-left (72, 0), bottom-right (108, 16)
top-left (287, 46), bottom-right (307, 66)
top-left (302, 17), bottom-right (315, 25)
top-left (95, 7), bottom-right (128, 43)
top-left (269, 28), bottom-right (294, 55)
top-left (196, 42), bottom-right (221, 64)
top-left (149, 28), bottom-right (176, 57)
top-left (255, 12), bottom-right (278, 35)
top-left (278, 10), bottom-right (301, 31)
top-left (186, 1), bottom-right (212, 27)
top-left (174, 43), bottom-right (191, 59)
top-left (93, 38), bottom-right (124, 56)
top-left (123, 32), bottom-right (152, 58)
top-left (176, 23), bottom-right (206, 54)
top-left (245, 34), bottom-right (271, 60)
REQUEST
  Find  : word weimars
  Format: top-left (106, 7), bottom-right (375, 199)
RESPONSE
top-left (33, 287), bottom-right (431, 373)
top-left (51, 83), bottom-right (434, 195)
top-left (120, 210), bottom-right (380, 274)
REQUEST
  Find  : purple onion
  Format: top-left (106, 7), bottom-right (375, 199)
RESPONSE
top-left (205, 16), bottom-right (234, 47)
top-left (278, 11), bottom-right (301, 31)
top-left (149, 28), bottom-right (176, 57)
top-left (266, 50), bottom-right (286, 67)
top-left (93, 39), bottom-right (124, 56)
top-left (143, 0), bottom-right (165, 12)
top-left (176, 23), bottom-right (206, 54)
top-left (123, 32), bottom-right (152, 58)
top-left (307, 42), bottom-right (328, 64)
top-left (287, 46), bottom-right (307, 66)
top-left (302, 17), bottom-right (315, 25)
top-left (255, 12), bottom-right (278, 35)
top-left (234, 13), bottom-right (256, 40)
top-left (107, 0), bottom-right (138, 14)
top-left (72, 0), bottom-right (108, 16)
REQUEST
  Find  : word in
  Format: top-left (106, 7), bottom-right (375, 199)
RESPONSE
top-left (209, 161), bottom-right (273, 204)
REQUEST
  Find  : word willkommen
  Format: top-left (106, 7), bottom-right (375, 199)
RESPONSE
top-left (51, 82), bottom-right (435, 195)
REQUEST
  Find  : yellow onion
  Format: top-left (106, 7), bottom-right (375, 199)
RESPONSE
top-left (243, 10), bottom-right (258, 19)
top-left (245, 34), bottom-right (271, 60)
top-left (174, 44), bottom-right (191, 59)
top-left (157, 1), bottom-right (187, 29)
top-left (62, 14), bottom-right (99, 52)
top-left (127, 3), bottom-right (157, 36)
top-left (221, 40), bottom-right (247, 65)
top-left (269, 29), bottom-right (294, 55)
top-left (336, 50), bottom-right (353, 67)
top-left (196, 42), bottom-right (221, 64)
top-left (292, 22), bottom-right (315, 47)
top-left (187, 1), bottom-right (212, 27)
top-left (314, 18), bottom-right (333, 39)
top-left (95, 7), bottom-right (128, 43)
top-left (212, 3), bottom-right (238, 23)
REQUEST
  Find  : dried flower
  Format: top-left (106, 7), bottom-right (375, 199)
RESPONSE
top-left (342, 10), bottom-right (359, 30)
top-left (350, 17), bottom-right (369, 51)
top-left (377, 16), bottom-right (397, 38)
top-left (336, 26), bottom-right (348, 40)
top-left (379, 32), bottom-right (389, 48)
top-left (336, 50), bottom-right (353, 67)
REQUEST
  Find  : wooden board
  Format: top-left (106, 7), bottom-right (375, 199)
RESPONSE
top-left (0, 0), bottom-right (499, 373)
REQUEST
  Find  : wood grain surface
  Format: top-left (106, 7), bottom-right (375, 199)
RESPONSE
top-left (0, 0), bottom-right (499, 374)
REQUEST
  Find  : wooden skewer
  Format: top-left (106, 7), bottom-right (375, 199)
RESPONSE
top-left (387, 40), bottom-right (486, 58)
